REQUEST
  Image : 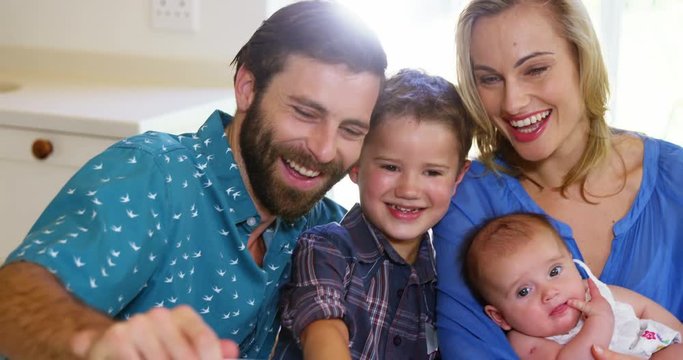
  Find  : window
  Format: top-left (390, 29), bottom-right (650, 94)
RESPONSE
top-left (267, 0), bottom-right (683, 208)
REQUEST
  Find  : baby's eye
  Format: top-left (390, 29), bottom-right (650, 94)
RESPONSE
top-left (549, 265), bottom-right (563, 277)
top-left (517, 287), bottom-right (530, 298)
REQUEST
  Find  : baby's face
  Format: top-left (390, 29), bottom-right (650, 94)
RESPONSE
top-left (482, 226), bottom-right (586, 337)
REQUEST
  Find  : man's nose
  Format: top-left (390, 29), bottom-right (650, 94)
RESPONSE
top-left (307, 124), bottom-right (337, 164)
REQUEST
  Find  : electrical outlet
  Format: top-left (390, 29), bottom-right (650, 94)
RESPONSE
top-left (151, 0), bottom-right (199, 32)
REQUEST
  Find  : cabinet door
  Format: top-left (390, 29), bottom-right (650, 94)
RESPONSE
top-left (0, 127), bottom-right (117, 262)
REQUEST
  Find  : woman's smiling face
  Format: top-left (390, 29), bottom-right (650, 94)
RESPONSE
top-left (470, 2), bottom-right (588, 163)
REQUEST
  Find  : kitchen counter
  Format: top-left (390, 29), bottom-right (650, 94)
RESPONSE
top-left (0, 46), bottom-right (236, 261)
top-left (0, 77), bottom-right (233, 138)
top-left (0, 46), bottom-right (236, 137)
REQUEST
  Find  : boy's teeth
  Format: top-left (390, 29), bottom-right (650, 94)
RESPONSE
top-left (285, 159), bottom-right (320, 177)
top-left (510, 110), bottom-right (550, 128)
top-left (392, 205), bottom-right (418, 213)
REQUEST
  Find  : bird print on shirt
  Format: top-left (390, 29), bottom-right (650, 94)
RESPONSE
top-left (9, 115), bottom-right (304, 359)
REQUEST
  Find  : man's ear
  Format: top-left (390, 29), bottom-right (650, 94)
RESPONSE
top-left (484, 304), bottom-right (512, 331)
top-left (348, 164), bottom-right (360, 184)
top-left (234, 66), bottom-right (256, 112)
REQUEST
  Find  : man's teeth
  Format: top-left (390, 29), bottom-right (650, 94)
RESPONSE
top-left (285, 159), bottom-right (320, 177)
top-left (391, 205), bottom-right (419, 213)
top-left (510, 110), bottom-right (551, 128)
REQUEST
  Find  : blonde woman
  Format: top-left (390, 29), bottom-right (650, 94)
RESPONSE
top-left (433, 0), bottom-right (683, 359)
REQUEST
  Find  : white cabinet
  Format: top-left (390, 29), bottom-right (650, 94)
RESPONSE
top-left (0, 127), bottom-right (118, 261)
top-left (0, 77), bottom-right (235, 262)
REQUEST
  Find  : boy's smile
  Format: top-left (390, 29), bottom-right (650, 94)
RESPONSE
top-left (350, 115), bottom-right (463, 262)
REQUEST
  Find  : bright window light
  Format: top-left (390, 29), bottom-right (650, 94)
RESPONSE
top-left (267, 0), bottom-right (683, 209)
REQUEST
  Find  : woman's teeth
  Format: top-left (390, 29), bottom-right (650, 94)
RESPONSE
top-left (510, 110), bottom-right (551, 129)
top-left (285, 159), bottom-right (320, 177)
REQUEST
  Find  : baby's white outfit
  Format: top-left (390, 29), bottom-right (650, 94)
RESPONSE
top-left (546, 260), bottom-right (680, 358)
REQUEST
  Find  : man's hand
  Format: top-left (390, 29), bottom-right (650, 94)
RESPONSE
top-left (71, 305), bottom-right (239, 359)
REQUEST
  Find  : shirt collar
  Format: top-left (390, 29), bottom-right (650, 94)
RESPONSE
top-left (342, 204), bottom-right (436, 283)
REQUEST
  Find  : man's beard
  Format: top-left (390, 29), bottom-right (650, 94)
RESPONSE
top-left (239, 95), bottom-right (348, 221)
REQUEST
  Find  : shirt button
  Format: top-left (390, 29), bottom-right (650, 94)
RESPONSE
top-left (247, 217), bottom-right (257, 226)
top-left (393, 335), bottom-right (402, 346)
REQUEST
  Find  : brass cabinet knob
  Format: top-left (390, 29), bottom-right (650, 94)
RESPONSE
top-left (32, 138), bottom-right (53, 160)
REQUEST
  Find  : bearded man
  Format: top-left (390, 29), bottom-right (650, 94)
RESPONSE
top-left (0, 1), bottom-right (386, 359)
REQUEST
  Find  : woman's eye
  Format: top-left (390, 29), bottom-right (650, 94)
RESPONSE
top-left (549, 265), bottom-right (563, 277)
top-left (527, 66), bottom-right (549, 76)
top-left (517, 287), bottom-right (530, 297)
top-left (478, 74), bottom-right (501, 85)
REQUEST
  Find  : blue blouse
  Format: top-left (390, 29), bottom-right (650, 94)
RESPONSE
top-left (5, 110), bottom-right (346, 359)
top-left (433, 136), bottom-right (683, 359)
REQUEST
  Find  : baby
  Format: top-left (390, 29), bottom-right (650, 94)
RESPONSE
top-left (464, 212), bottom-right (682, 359)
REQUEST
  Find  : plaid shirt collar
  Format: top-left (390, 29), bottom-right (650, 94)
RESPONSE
top-left (341, 204), bottom-right (436, 284)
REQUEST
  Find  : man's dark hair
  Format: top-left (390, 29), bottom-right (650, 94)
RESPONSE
top-left (231, 0), bottom-right (387, 93)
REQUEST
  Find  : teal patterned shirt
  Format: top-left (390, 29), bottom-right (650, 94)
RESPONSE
top-left (5, 110), bottom-right (346, 359)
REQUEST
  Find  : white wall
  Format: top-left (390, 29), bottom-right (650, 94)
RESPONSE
top-left (0, 0), bottom-right (267, 72)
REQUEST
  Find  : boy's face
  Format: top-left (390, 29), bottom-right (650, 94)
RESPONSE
top-left (350, 115), bottom-right (466, 252)
top-left (237, 54), bottom-right (382, 220)
top-left (482, 225), bottom-right (585, 337)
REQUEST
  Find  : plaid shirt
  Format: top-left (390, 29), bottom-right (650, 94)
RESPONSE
top-left (275, 204), bottom-right (439, 360)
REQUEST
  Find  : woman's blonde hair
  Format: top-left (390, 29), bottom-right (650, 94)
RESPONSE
top-left (456, 0), bottom-right (612, 197)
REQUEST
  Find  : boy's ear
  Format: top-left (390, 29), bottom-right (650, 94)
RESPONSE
top-left (348, 164), bottom-right (360, 184)
top-left (234, 65), bottom-right (256, 112)
top-left (484, 304), bottom-right (512, 331)
top-left (452, 159), bottom-right (471, 195)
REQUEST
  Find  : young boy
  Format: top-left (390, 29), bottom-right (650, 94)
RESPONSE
top-left (272, 69), bottom-right (473, 360)
top-left (465, 212), bottom-right (682, 359)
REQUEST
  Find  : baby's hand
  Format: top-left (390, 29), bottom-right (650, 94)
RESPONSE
top-left (567, 278), bottom-right (613, 321)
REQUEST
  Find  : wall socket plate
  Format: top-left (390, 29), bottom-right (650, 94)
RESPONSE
top-left (151, 0), bottom-right (199, 32)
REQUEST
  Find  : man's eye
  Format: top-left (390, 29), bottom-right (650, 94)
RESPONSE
top-left (294, 107), bottom-right (315, 119)
top-left (341, 127), bottom-right (366, 139)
